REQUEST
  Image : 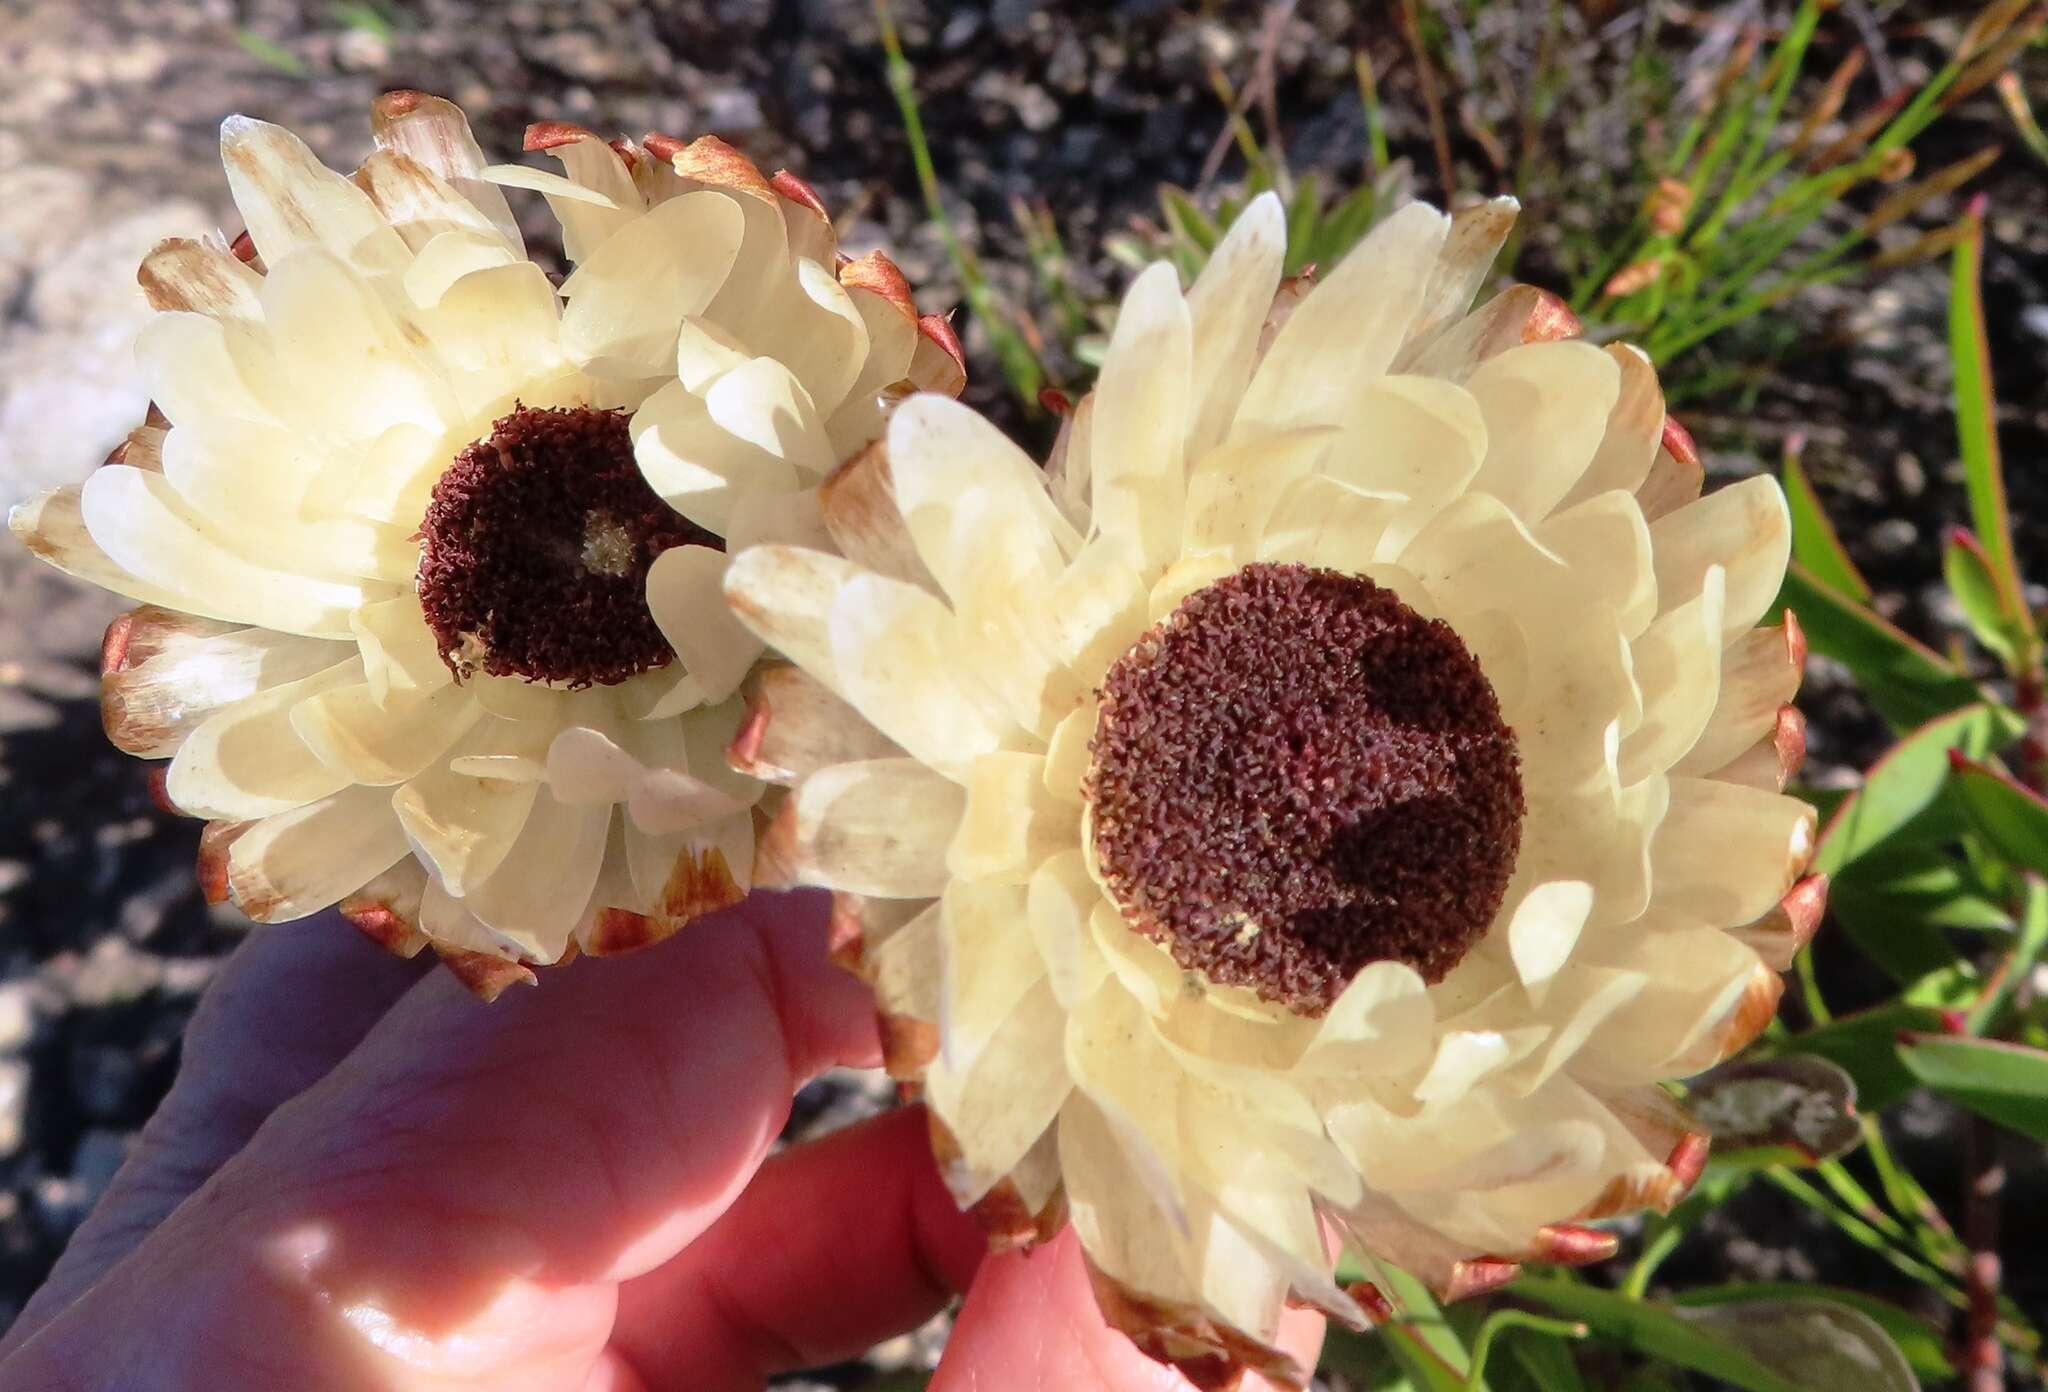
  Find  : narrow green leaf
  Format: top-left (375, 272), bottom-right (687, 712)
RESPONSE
top-left (1285, 172), bottom-right (1322, 275)
top-left (1511, 1279), bottom-right (1804, 1392)
top-left (1670, 1284), bottom-right (1952, 1382)
top-left (1676, 1298), bottom-right (1921, 1391)
top-left (1777, 566), bottom-right (1985, 731)
top-left (1782, 441), bottom-right (1872, 601)
top-left (1812, 703), bottom-right (2022, 877)
top-left (1897, 1033), bottom-right (2048, 1142)
top-left (1159, 186), bottom-right (1221, 254)
top-left (1770, 1001), bottom-right (1950, 1111)
top-left (235, 28), bottom-right (307, 74)
top-left (1380, 1265), bottom-right (1482, 1387)
top-left (1503, 1329), bottom-right (1590, 1392)
top-left (1827, 846), bottom-right (2010, 931)
top-left (1967, 876), bottom-right (2048, 1035)
top-left (1943, 527), bottom-right (2025, 667)
top-left (1384, 1326), bottom-right (1476, 1392)
top-left (1314, 182), bottom-right (1385, 267)
top-left (1948, 751), bottom-right (2048, 875)
top-left (1948, 209), bottom-right (2028, 614)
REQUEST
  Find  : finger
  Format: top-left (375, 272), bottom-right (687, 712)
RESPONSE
top-left (611, 1105), bottom-right (986, 1390)
top-left (2, 915), bottom-right (427, 1353)
top-left (930, 1228), bottom-right (1326, 1392)
top-left (8, 891), bottom-right (880, 1390)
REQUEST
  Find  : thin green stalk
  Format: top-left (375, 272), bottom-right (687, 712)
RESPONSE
top-left (1688, 0), bottom-right (1824, 249)
top-left (873, 0), bottom-right (1043, 405)
top-left (1765, 1169), bottom-right (1959, 1293)
top-left (1464, 1312), bottom-right (1587, 1391)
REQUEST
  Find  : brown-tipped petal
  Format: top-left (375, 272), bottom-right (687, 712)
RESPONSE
top-left (100, 611), bottom-right (140, 679)
top-left (340, 899), bottom-right (430, 959)
top-left (1773, 703), bottom-right (1808, 782)
top-left (1729, 874), bottom-right (1829, 972)
top-left (1440, 1258), bottom-right (1521, 1303)
top-left (1702, 962), bottom-right (1785, 1068)
top-left (729, 665), bottom-right (903, 787)
top-left (827, 892), bottom-right (868, 971)
top-left (837, 249), bottom-right (918, 322)
top-left (823, 892), bottom-right (931, 979)
top-left (524, 119), bottom-right (603, 152)
top-left (437, 947), bottom-right (537, 1002)
top-left (929, 1111), bottom-right (1068, 1252)
top-left (659, 844), bottom-right (744, 925)
top-left (1660, 415), bottom-right (1700, 470)
top-left (1707, 703), bottom-right (1809, 792)
top-left (770, 169), bottom-right (830, 221)
top-left (1578, 1167), bottom-right (1683, 1221)
top-left (1084, 1263), bottom-right (1309, 1392)
top-left (1528, 1223), bottom-right (1619, 1267)
top-left (197, 820), bottom-right (254, 903)
top-left (818, 442), bottom-right (937, 589)
top-left (1664, 1131), bottom-right (1711, 1205)
top-left (667, 134), bottom-right (776, 201)
top-left (138, 237), bottom-right (264, 318)
top-left (115, 422), bottom-right (166, 474)
top-left (911, 312), bottom-right (969, 398)
top-left (1521, 288), bottom-right (1582, 342)
top-left (1256, 268), bottom-right (1319, 360)
top-left (879, 1012), bottom-right (940, 1080)
top-left (582, 907), bottom-right (671, 958)
top-left (145, 765), bottom-right (177, 815)
top-left (1635, 442), bottom-right (1704, 522)
top-left (1344, 1281), bottom-right (1395, 1325)
top-left (1677, 616), bottom-right (1808, 777)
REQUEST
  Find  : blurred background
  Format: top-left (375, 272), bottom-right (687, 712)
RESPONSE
top-left (1, 1), bottom-right (2045, 1387)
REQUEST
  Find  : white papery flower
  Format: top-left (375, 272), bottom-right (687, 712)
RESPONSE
top-left (722, 194), bottom-right (1822, 1384)
top-left (10, 93), bottom-right (961, 995)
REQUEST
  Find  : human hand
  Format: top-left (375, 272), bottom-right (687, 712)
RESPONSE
top-left (0, 892), bottom-right (1321, 1391)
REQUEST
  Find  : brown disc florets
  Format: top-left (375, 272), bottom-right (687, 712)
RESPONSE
top-left (417, 405), bottom-right (713, 687)
top-left (1086, 563), bottom-right (1524, 1015)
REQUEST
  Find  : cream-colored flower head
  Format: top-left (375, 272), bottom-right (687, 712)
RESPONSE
top-left (9, 93), bottom-right (961, 996)
top-left (723, 193), bottom-right (1822, 1384)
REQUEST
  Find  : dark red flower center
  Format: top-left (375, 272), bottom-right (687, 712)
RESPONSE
top-left (1086, 563), bottom-right (1523, 1016)
top-left (416, 405), bottom-right (714, 687)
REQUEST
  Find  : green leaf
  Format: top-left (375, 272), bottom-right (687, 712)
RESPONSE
top-left (1384, 1326), bottom-right (1476, 1392)
top-left (1675, 1298), bottom-right (1921, 1392)
top-left (1159, 186), bottom-right (1221, 255)
top-left (1813, 703), bottom-right (2022, 877)
top-left (1511, 1279), bottom-right (1804, 1392)
top-left (1769, 1001), bottom-right (1950, 1111)
top-left (1943, 528), bottom-right (2026, 668)
top-left (1948, 211), bottom-right (2030, 622)
top-left (1284, 172), bottom-right (1322, 275)
top-left (1670, 1284), bottom-right (1952, 1382)
top-left (1777, 566), bottom-right (1984, 731)
top-left (1897, 1033), bottom-right (2048, 1142)
top-left (235, 28), bottom-right (307, 74)
top-left (1948, 751), bottom-right (2048, 876)
top-left (1782, 442), bottom-right (1872, 601)
top-left (1314, 182), bottom-right (1385, 267)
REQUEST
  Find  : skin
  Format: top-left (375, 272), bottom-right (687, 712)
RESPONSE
top-left (0, 891), bottom-right (1321, 1391)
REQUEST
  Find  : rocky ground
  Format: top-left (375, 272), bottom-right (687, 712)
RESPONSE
top-left (1, 0), bottom-right (2045, 1385)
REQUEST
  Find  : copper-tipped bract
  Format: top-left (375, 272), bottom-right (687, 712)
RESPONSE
top-left (720, 193), bottom-right (1810, 1383)
top-left (8, 93), bottom-right (959, 988)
